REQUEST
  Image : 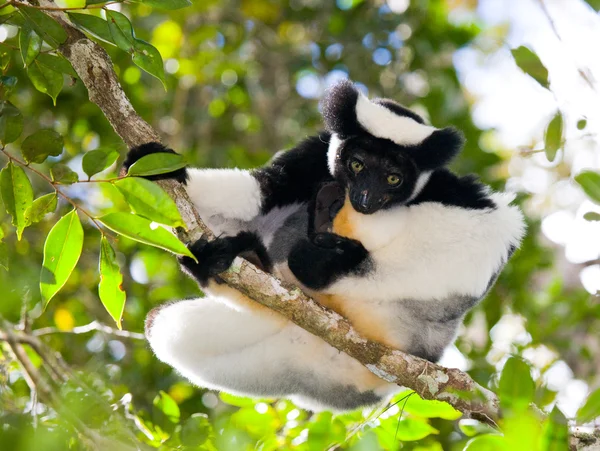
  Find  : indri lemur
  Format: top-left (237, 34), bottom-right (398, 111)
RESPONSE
top-left (124, 80), bottom-right (525, 411)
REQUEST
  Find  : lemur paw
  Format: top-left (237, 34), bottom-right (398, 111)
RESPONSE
top-left (179, 238), bottom-right (238, 286)
top-left (312, 232), bottom-right (363, 255)
top-left (122, 142), bottom-right (188, 184)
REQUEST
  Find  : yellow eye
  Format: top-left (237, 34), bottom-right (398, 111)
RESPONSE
top-left (350, 160), bottom-right (364, 173)
top-left (387, 174), bottom-right (401, 185)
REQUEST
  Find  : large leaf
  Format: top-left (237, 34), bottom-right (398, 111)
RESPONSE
top-left (584, 0), bottom-right (600, 11)
top-left (25, 192), bottom-right (58, 225)
top-left (180, 413), bottom-right (211, 447)
top-left (577, 388), bottom-right (600, 423)
top-left (82, 148), bottom-right (119, 179)
top-left (0, 101), bottom-right (23, 145)
top-left (19, 6), bottom-right (67, 49)
top-left (98, 236), bottom-right (126, 329)
top-left (132, 39), bottom-right (165, 86)
top-left (19, 26), bottom-right (42, 67)
top-left (21, 129), bottom-right (64, 164)
top-left (138, 0), bottom-right (192, 9)
top-left (402, 393), bottom-right (462, 420)
top-left (544, 112), bottom-right (563, 162)
top-left (36, 53), bottom-right (78, 77)
top-left (541, 407), bottom-right (569, 451)
top-left (27, 61), bottom-right (63, 105)
top-left (153, 391), bottom-right (180, 424)
top-left (394, 418), bottom-right (438, 442)
top-left (464, 435), bottom-right (509, 450)
top-left (575, 171), bottom-right (600, 204)
top-left (498, 357), bottom-right (535, 408)
top-left (106, 10), bottom-right (135, 52)
top-left (511, 46), bottom-right (549, 89)
top-left (98, 212), bottom-right (194, 258)
top-left (1, 161), bottom-right (34, 240)
top-left (68, 13), bottom-right (114, 45)
top-left (51, 164), bottom-right (79, 184)
top-left (127, 152), bottom-right (186, 177)
top-left (40, 209), bottom-right (84, 305)
top-left (114, 177), bottom-right (184, 227)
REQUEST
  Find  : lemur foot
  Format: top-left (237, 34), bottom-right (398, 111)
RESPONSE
top-left (123, 142), bottom-right (188, 184)
top-left (312, 232), bottom-right (364, 255)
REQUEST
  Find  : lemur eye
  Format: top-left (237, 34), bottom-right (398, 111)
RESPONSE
top-left (350, 159), bottom-right (364, 173)
top-left (387, 174), bottom-right (401, 185)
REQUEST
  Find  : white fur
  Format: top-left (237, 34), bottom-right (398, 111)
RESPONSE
top-left (327, 133), bottom-right (343, 176)
top-left (407, 171), bottom-right (432, 202)
top-left (355, 94), bottom-right (436, 145)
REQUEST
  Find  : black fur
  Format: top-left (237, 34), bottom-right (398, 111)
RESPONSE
top-left (407, 127), bottom-right (464, 171)
top-left (372, 98), bottom-right (426, 124)
top-left (180, 232), bottom-right (271, 287)
top-left (288, 232), bottom-right (369, 290)
top-left (253, 133), bottom-right (334, 214)
top-left (408, 169), bottom-right (495, 210)
top-left (123, 142), bottom-right (189, 184)
top-left (321, 80), bottom-right (361, 138)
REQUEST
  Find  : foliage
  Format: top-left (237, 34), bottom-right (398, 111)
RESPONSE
top-left (0, 0), bottom-right (599, 450)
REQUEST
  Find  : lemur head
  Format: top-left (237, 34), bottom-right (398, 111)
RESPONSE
top-left (321, 80), bottom-right (464, 214)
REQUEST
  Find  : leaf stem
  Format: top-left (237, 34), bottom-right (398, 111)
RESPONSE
top-left (6, 0), bottom-right (123, 11)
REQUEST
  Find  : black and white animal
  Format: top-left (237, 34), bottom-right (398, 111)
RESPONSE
top-left (125, 80), bottom-right (525, 411)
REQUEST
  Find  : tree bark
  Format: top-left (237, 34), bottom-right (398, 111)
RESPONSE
top-left (39, 2), bottom-right (500, 426)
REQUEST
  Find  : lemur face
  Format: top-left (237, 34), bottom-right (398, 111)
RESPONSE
top-left (336, 136), bottom-right (418, 214)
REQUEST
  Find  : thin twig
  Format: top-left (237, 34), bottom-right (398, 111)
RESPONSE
top-left (33, 320), bottom-right (145, 340)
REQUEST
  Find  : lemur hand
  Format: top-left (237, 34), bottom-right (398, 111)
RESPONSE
top-left (312, 232), bottom-right (364, 255)
top-left (122, 142), bottom-right (188, 184)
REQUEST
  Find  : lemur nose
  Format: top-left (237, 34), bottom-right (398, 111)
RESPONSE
top-left (359, 190), bottom-right (369, 208)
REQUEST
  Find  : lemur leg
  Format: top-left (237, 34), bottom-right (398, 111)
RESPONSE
top-left (145, 296), bottom-right (398, 411)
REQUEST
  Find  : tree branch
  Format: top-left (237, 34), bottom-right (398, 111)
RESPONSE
top-left (38, 2), bottom-right (500, 425)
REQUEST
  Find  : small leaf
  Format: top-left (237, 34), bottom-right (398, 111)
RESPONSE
top-left (0, 101), bottom-right (23, 145)
top-left (464, 434), bottom-right (509, 450)
top-left (544, 112), bottom-right (563, 162)
top-left (0, 242), bottom-right (7, 271)
top-left (37, 53), bottom-right (78, 78)
top-left (394, 418), bottom-right (438, 442)
top-left (577, 118), bottom-right (587, 130)
top-left (139, 0), bottom-right (192, 9)
top-left (577, 388), bottom-right (600, 423)
top-left (575, 171), bottom-right (600, 204)
top-left (68, 12), bottom-right (114, 45)
top-left (511, 46), bottom-right (549, 89)
top-left (127, 152), bottom-right (186, 177)
top-left (153, 391), bottom-right (180, 423)
top-left (19, 26), bottom-right (42, 66)
top-left (0, 76), bottom-right (18, 93)
top-left (82, 148), bottom-right (119, 178)
top-left (98, 212), bottom-right (194, 258)
top-left (51, 164), bottom-right (79, 184)
top-left (180, 413), bottom-right (211, 447)
top-left (27, 61), bottom-right (63, 105)
top-left (21, 129), bottom-right (64, 164)
top-left (19, 6), bottom-right (67, 49)
top-left (40, 209), bottom-right (83, 305)
top-left (99, 236), bottom-right (126, 329)
top-left (583, 212), bottom-right (600, 221)
top-left (25, 192), bottom-right (58, 225)
top-left (114, 177), bottom-right (184, 227)
top-left (1, 161), bottom-right (34, 240)
top-left (132, 39), bottom-right (165, 86)
top-left (106, 10), bottom-right (135, 52)
top-left (402, 393), bottom-right (462, 420)
top-left (498, 357), bottom-right (535, 408)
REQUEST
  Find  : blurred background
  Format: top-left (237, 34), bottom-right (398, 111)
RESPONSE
top-left (0, 0), bottom-right (599, 449)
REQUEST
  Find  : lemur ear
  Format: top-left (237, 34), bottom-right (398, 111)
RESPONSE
top-left (321, 79), bottom-right (361, 138)
top-left (408, 127), bottom-right (465, 170)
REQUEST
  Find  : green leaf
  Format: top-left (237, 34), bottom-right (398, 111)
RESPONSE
top-left (27, 61), bottom-right (63, 105)
top-left (583, 212), bottom-right (600, 221)
top-left (114, 177), bottom-right (184, 227)
top-left (575, 171), bottom-right (600, 204)
top-left (138, 0), bottom-right (192, 9)
top-left (402, 393), bottom-right (462, 420)
top-left (19, 27), bottom-right (42, 67)
top-left (82, 148), bottom-right (119, 179)
top-left (19, 6), bottom-right (67, 49)
top-left (180, 413), bottom-right (211, 447)
top-left (511, 46), bottom-right (549, 89)
top-left (25, 192), bottom-right (58, 225)
top-left (132, 39), bottom-right (165, 86)
top-left (0, 75), bottom-right (18, 93)
top-left (584, 0), bottom-right (600, 11)
top-left (0, 101), bottom-right (23, 145)
top-left (153, 391), bottom-right (180, 423)
top-left (51, 164), bottom-right (79, 184)
top-left (577, 118), bottom-right (587, 130)
top-left (68, 13), bottom-right (114, 45)
top-left (98, 212), bottom-right (194, 258)
top-left (37, 54), bottom-right (77, 78)
top-left (1, 161), bottom-right (33, 240)
top-left (219, 392), bottom-right (257, 407)
top-left (394, 418), bottom-right (438, 441)
top-left (544, 112), bottom-right (563, 162)
top-left (0, 242), bottom-right (7, 271)
top-left (464, 434), bottom-right (509, 450)
top-left (577, 388), bottom-right (600, 423)
top-left (106, 10), bottom-right (135, 52)
top-left (40, 209), bottom-right (84, 305)
top-left (99, 236), bottom-right (126, 329)
top-left (21, 129), bottom-right (64, 164)
top-left (127, 152), bottom-right (186, 177)
top-left (498, 357), bottom-right (535, 408)
top-left (541, 407), bottom-right (569, 451)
